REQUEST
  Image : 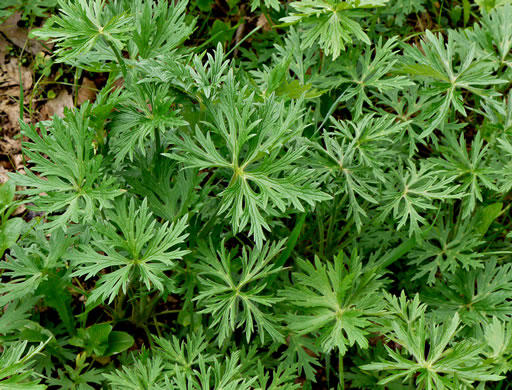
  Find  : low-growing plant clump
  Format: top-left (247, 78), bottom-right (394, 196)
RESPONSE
top-left (1, 0), bottom-right (512, 388)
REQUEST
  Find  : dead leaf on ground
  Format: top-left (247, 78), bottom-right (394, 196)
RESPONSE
top-left (41, 89), bottom-right (74, 119)
top-left (0, 36), bottom-right (9, 65)
top-left (0, 165), bottom-right (8, 184)
top-left (416, 12), bottom-right (434, 32)
top-left (0, 135), bottom-right (21, 155)
top-left (12, 154), bottom-right (23, 170)
top-left (0, 58), bottom-right (33, 90)
top-left (0, 99), bottom-right (21, 134)
top-left (77, 77), bottom-right (97, 105)
top-left (235, 23), bottom-right (246, 46)
top-left (12, 203), bottom-right (26, 216)
top-left (112, 77), bottom-right (124, 91)
top-left (257, 14), bottom-right (272, 32)
top-left (0, 13), bottom-right (44, 56)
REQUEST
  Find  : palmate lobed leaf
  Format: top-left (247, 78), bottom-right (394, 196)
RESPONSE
top-left (484, 317), bottom-right (512, 374)
top-left (282, 250), bottom-right (386, 355)
top-left (128, 0), bottom-right (195, 59)
top-left (194, 240), bottom-right (286, 345)
top-left (361, 309), bottom-right (503, 389)
top-left (32, 0), bottom-right (134, 62)
top-left (401, 29), bottom-right (508, 138)
top-left (280, 0), bottom-right (388, 59)
top-left (423, 260), bottom-right (512, 328)
top-left (110, 82), bottom-right (188, 165)
top-left (378, 161), bottom-right (462, 238)
top-left (373, 85), bottom-right (443, 156)
top-left (0, 229), bottom-right (71, 307)
top-left (104, 353), bottom-right (168, 390)
top-left (9, 104), bottom-right (123, 231)
top-left (408, 220), bottom-right (485, 285)
top-left (71, 197), bottom-right (189, 305)
top-left (308, 113), bottom-right (406, 230)
top-left (319, 36), bottom-right (415, 118)
top-left (250, 0), bottom-right (280, 11)
top-left (155, 328), bottom-right (215, 375)
top-left (279, 334), bottom-right (321, 382)
top-left (168, 72), bottom-right (330, 246)
top-left (453, 4), bottom-right (512, 70)
top-left (430, 131), bottom-right (499, 219)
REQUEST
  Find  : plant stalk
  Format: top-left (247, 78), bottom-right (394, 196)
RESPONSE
top-left (104, 38), bottom-right (128, 82)
top-left (339, 353), bottom-right (344, 390)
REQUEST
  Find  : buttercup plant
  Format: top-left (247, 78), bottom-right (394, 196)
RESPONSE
top-left (1, 0), bottom-right (511, 388)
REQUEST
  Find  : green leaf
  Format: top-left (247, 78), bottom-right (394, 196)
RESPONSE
top-left (320, 36), bottom-right (414, 119)
top-left (401, 63), bottom-right (450, 81)
top-left (0, 298), bottom-right (36, 336)
top-left (401, 29), bottom-right (507, 138)
top-left (71, 323), bottom-right (112, 356)
top-left (276, 80), bottom-right (316, 100)
top-left (362, 304), bottom-right (503, 387)
top-left (462, 0), bottom-right (470, 25)
top-left (36, 273), bottom-right (75, 334)
top-left (423, 260), bottom-right (512, 327)
top-left (450, 5), bottom-right (462, 24)
top-left (110, 82), bottom-right (188, 165)
top-left (0, 341), bottom-right (47, 389)
top-left (282, 250), bottom-right (386, 355)
top-left (484, 317), bottom-right (512, 374)
top-left (104, 353), bottom-right (167, 389)
top-left (71, 197), bottom-right (189, 305)
top-left (196, 0), bottom-right (213, 12)
top-left (475, 202), bottom-right (503, 236)
top-left (0, 179), bottom-right (15, 210)
top-left (0, 229), bottom-right (71, 306)
top-left (104, 331), bottom-right (135, 356)
top-left (194, 240), bottom-right (286, 345)
top-left (169, 73), bottom-right (330, 246)
top-left (280, 0), bottom-right (386, 59)
top-left (250, 0), bottom-right (280, 11)
top-left (409, 216), bottom-right (485, 285)
top-left (310, 113), bottom-right (405, 230)
top-left (209, 20), bottom-right (234, 45)
top-left (378, 162), bottom-right (461, 238)
top-left (32, 0), bottom-right (134, 63)
top-left (155, 329), bottom-right (213, 375)
top-left (0, 218), bottom-right (25, 257)
top-left (280, 334), bottom-right (321, 382)
top-left (431, 131), bottom-right (499, 219)
top-left (9, 105), bottom-right (123, 231)
top-left (130, 0), bottom-right (195, 59)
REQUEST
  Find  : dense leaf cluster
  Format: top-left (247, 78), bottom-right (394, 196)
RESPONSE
top-left (1, 0), bottom-right (512, 388)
